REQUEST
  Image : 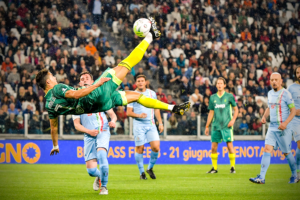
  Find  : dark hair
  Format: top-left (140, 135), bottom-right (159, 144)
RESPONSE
top-left (217, 77), bottom-right (226, 85)
top-left (36, 68), bottom-right (50, 90)
top-left (135, 74), bottom-right (147, 81)
top-left (79, 71), bottom-right (93, 80)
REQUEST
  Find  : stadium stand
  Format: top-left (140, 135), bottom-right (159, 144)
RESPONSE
top-left (0, 0), bottom-right (299, 136)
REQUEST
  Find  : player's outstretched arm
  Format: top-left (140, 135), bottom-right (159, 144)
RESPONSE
top-left (127, 107), bottom-right (147, 118)
top-left (73, 118), bottom-right (99, 136)
top-left (65, 77), bottom-right (111, 99)
top-left (106, 109), bottom-right (117, 128)
top-left (50, 118), bottom-right (59, 155)
top-left (279, 106), bottom-right (296, 130)
top-left (154, 109), bottom-right (164, 133)
top-left (205, 110), bottom-right (214, 136)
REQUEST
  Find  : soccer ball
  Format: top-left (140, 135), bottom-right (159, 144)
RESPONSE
top-left (133, 18), bottom-right (151, 38)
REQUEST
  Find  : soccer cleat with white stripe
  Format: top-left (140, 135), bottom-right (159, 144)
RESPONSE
top-left (99, 186), bottom-right (108, 195)
top-left (288, 176), bottom-right (299, 184)
top-left (230, 167), bottom-right (236, 174)
top-left (93, 177), bottom-right (101, 191)
top-left (249, 175), bottom-right (265, 184)
top-left (207, 167), bottom-right (218, 174)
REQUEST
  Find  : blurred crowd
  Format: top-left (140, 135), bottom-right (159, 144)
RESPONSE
top-left (0, 0), bottom-right (299, 136)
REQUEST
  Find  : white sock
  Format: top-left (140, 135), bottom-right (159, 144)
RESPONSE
top-left (144, 32), bottom-right (153, 44)
top-left (168, 105), bottom-right (175, 111)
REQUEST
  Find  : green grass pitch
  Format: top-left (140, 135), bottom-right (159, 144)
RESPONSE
top-left (0, 164), bottom-right (299, 200)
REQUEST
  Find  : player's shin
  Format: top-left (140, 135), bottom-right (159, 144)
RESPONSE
top-left (118, 33), bottom-right (153, 70)
top-left (135, 152), bottom-right (145, 175)
top-left (260, 152), bottom-right (271, 179)
top-left (148, 151), bottom-right (159, 170)
top-left (211, 153), bottom-right (218, 170)
top-left (137, 94), bottom-right (173, 111)
top-left (229, 153), bottom-right (236, 168)
top-left (87, 167), bottom-right (101, 178)
top-left (286, 153), bottom-right (298, 177)
top-left (97, 150), bottom-right (109, 187)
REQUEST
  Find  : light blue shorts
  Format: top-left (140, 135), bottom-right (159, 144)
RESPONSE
top-left (265, 128), bottom-right (293, 154)
top-left (291, 122), bottom-right (300, 142)
top-left (84, 130), bottom-right (110, 162)
top-left (133, 122), bottom-right (159, 147)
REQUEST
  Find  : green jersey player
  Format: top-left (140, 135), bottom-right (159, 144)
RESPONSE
top-left (205, 77), bottom-right (238, 174)
top-left (36, 17), bottom-right (190, 156)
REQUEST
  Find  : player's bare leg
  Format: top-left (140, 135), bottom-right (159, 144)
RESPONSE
top-left (207, 142), bottom-right (218, 173)
top-left (147, 141), bottom-right (160, 179)
top-left (227, 142), bottom-right (236, 173)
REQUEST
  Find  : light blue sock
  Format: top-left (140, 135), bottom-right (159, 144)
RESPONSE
top-left (148, 151), bottom-right (159, 170)
top-left (86, 167), bottom-right (101, 178)
top-left (97, 150), bottom-right (109, 187)
top-left (296, 148), bottom-right (300, 172)
top-left (286, 153), bottom-right (297, 177)
top-left (260, 152), bottom-right (271, 179)
top-left (135, 152), bottom-right (144, 175)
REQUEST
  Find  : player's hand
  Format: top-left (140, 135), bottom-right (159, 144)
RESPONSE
top-left (139, 113), bottom-right (147, 118)
top-left (296, 109), bottom-right (300, 116)
top-left (261, 117), bottom-right (266, 124)
top-left (88, 129), bottom-right (99, 137)
top-left (278, 122), bottom-right (287, 130)
top-left (158, 124), bottom-right (164, 133)
top-left (227, 119), bottom-right (235, 128)
top-left (108, 121), bottom-right (116, 128)
top-left (94, 77), bottom-right (111, 87)
top-left (205, 127), bottom-right (209, 136)
top-left (50, 148), bottom-right (59, 156)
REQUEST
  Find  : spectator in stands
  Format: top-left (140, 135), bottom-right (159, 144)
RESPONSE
top-left (0, 108), bottom-right (7, 133)
top-left (8, 102), bottom-right (18, 115)
top-left (10, 95), bottom-right (21, 112)
top-left (241, 28), bottom-right (251, 42)
top-left (0, 96), bottom-right (10, 107)
top-left (180, 76), bottom-right (192, 102)
top-left (14, 49), bottom-right (26, 67)
top-left (55, 69), bottom-right (67, 83)
top-left (29, 114), bottom-right (42, 134)
top-left (85, 41), bottom-right (97, 55)
top-left (88, 0), bottom-right (102, 25)
top-left (5, 113), bottom-right (18, 133)
top-left (176, 53), bottom-right (185, 69)
top-left (167, 114), bottom-right (178, 135)
top-left (120, 78), bottom-right (132, 91)
top-left (257, 80), bottom-right (268, 97)
top-left (25, 86), bottom-right (38, 103)
top-left (104, 50), bottom-right (115, 67)
top-left (7, 67), bottom-right (20, 89)
top-left (0, 28), bottom-right (7, 45)
top-left (2, 57), bottom-right (13, 73)
top-left (239, 118), bottom-right (249, 135)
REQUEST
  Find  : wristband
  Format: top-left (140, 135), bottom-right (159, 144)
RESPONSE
top-left (206, 126), bottom-right (209, 128)
top-left (159, 123), bottom-right (163, 126)
top-left (53, 145), bottom-right (59, 150)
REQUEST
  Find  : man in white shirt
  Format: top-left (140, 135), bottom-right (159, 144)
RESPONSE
top-left (172, 43), bottom-right (185, 58)
top-left (14, 49), bottom-right (26, 67)
top-left (104, 50), bottom-right (115, 67)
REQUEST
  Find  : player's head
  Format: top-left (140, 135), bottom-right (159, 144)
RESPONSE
top-left (136, 75), bottom-right (147, 91)
top-left (79, 71), bottom-right (94, 86)
top-left (270, 72), bottom-right (282, 91)
top-left (294, 66), bottom-right (300, 82)
top-left (216, 77), bottom-right (226, 92)
top-left (36, 68), bottom-right (57, 90)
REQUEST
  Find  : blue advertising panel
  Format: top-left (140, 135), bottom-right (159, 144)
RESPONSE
top-left (0, 140), bottom-right (297, 164)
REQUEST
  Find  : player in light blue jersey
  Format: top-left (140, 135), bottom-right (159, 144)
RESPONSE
top-left (72, 72), bottom-right (117, 195)
top-left (288, 66), bottom-right (300, 179)
top-left (250, 73), bottom-right (298, 184)
top-left (127, 75), bottom-right (163, 180)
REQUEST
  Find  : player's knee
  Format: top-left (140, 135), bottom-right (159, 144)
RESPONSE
top-left (264, 147), bottom-right (273, 153)
top-left (151, 146), bottom-right (160, 152)
top-left (87, 167), bottom-right (98, 177)
top-left (136, 145), bottom-right (144, 154)
top-left (283, 153), bottom-right (290, 157)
